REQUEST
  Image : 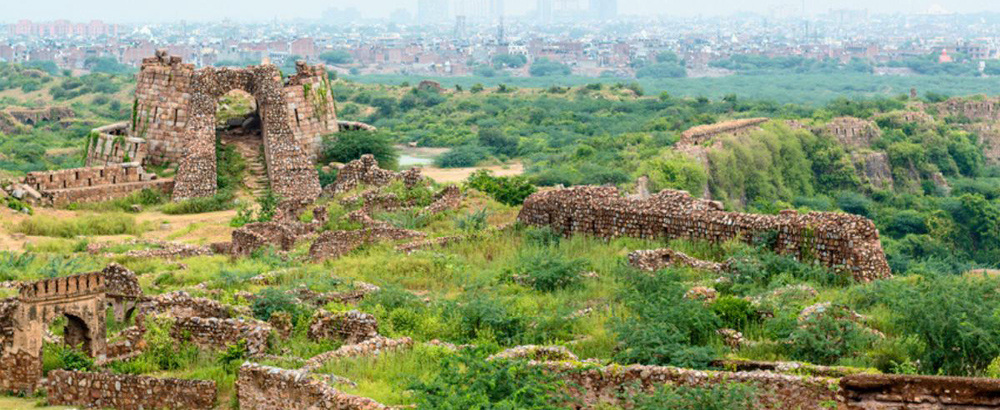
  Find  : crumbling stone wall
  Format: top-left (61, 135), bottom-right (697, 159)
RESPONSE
top-left (237, 363), bottom-right (387, 410)
top-left (679, 118), bottom-right (769, 146)
top-left (230, 221), bottom-right (303, 256)
top-left (628, 248), bottom-right (724, 273)
top-left (309, 226), bottom-right (425, 261)
top-left (145, 291), bottom-right (235, 319)
top-left (518, 187), bottom-right (891, 281)
top-left (961, 122), bottom-right (1000, 164)
top-left (0, 272), bottom-right (107, 392)
top-left (840, 374), bottom-right (1000, 409)
top-left (324, 154), bottom-right (423, 196)
top-left (338, 120), bottom-right (377, 132)
top-left (46, 370), bottom-right (217, 410)
top-left (852, 151), bottom-right (894, 189)
top-left (171, 316), bottom-right (270, 355)
top-left (301, 336), bottom-right (413, 372)
top-left (540, 361), bottom-right (839, 409)
top-left (308, 310), bottom-right (378, 344)
top-left (22, 163), bottom-right (171, 207)
top-left (825, 117), bottom-right (882, 148)
top-left (133, 51), bottom-right (322, 201)
top-left (102, 263), bottom-right (143, 323)
top-left (3, 106), bottom-right (74, 127)
top-left (937, 97), bottom-right (1000, 121)
top-left (86, 122), bottom-right (147, 167)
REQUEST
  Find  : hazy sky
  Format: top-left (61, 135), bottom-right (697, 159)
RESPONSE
top-left (3, 0), bottom-right (999, 22)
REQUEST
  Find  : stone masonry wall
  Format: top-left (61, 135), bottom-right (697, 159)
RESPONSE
top-left (22, 163), bottom-right (172, 207)
top-left (825, 117), bottom-right (882, 148)
top-left (541, 361), bottom-right (839, 409)
top-left (46, 370), bottom-right (217, 410)
top-left (308, 310), bottom-right (379, 344)
top-left (937, 97), bottom-right (1000, 121)
top-left (237, 363), bottom-right (387, 410)
top-left (86, 122), bottom-right (147, 167)
top-left (840, 374), bottom-right (1000, 409)
top-left (134, 51), bottom-right (321, 201)
top-left (171, 316), bottom-right (270, 355)
top-left (679, 118), bottom-right (769, 146)
top-left (518, 187), bottom-right (891, 281)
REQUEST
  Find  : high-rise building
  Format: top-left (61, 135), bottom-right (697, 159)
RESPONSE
top-left (590, 0), bottom-right (617, 19)
top-left (417, 0), bottom-right (451, 25)
top-left (537, 0), bottom-right (554, 23)
top-left (455, 0), bottom-right (504, 22)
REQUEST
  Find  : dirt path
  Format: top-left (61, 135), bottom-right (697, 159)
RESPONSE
top-left (419, 162), bottom-right (525, 183)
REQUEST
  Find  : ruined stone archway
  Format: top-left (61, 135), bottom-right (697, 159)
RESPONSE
top-left (133, 51), bottom-right (333, 202)
top-left (0, 272), bottom-right (107, 392)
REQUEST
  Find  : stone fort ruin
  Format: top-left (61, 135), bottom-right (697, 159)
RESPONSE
top-left (5, 50), bottom-right (368, 206)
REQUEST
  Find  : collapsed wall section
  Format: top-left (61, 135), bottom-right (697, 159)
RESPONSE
top-left (237, 363), bottom-right (387, 410)
top-left (518, 187), bottom-right (891, 281)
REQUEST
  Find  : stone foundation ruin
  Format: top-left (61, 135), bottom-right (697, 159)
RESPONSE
top-left (46, 370), bottom-right (217, 410)
top-left (17, 163), bottom-right (172, 207)
top-left (518, 186), bottom-right (891, 281)
top-left (678, 118), bottom-right (769, 146)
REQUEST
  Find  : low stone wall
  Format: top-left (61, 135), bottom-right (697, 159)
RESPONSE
top-left (237, 363), bottom-right (387, 410)
top-left (541, 362), bottom-right (839, 409)
top-left (518, 187), bottom-right (891, 282)
top-left (230, 221), bottom-right (303, 256)
top-left (840, 374), bottom-right (1000, 409)
top-left (422, 185), bottom-right (462, 215)
top-left (171, 316), bottom-right (271, 355)
top-left (146, 291), bottom-right (235, 319)
top-left (302, 336), bottom-right (413, 372)
top-left (628, 248), bottom-right (724, 272)
top-left (308, 310), bottom-right (379, 344)
top-left (679, 118), bottom-right (769, 146)
top-left (23, 163), bottom-right (171, 207)
top-left (46, 370), bottom-right (216, 410)
top-left (309, 226), bottom-right (425, 261)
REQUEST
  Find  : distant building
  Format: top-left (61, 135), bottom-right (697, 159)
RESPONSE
top-left (939, 48), bottom-right (953, 63)
top-left (417, 0), bottom-right (450, 25)
top-left (590, 0), bottom-right (617, 20)
top-left (537, 0), bottom-right (554, 23)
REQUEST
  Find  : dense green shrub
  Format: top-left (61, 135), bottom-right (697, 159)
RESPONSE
top-left (465, 169), bottom-right (537, 206)
top-left (321, 131), bottom-right (399, 170)
top-left (505, 249), bottom-right (588, 292)
top-left (631, 383), bottom-right (760, 410)
top-left (612, 268), bottom-right (720, 368)
top-left (788, 304), bottom-right (878, 365)
top-left (529, 58), bottom-right (571, 77)
top-left (43, 343), bottom-right (94, 373)
top-left (435, 145), bottom-right (490, 168)
top-left (711, 296), bottom-right (757, 331)
top-left (411, 348), bottom-right (569, 409)
top-left (452, 295), bottom-right (526, 345)
top-left (252, 288), bottom-right (309, 322)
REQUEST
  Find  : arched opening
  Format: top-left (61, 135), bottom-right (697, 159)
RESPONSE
top-left (42, 314), bottom-right (95, 375)
top-left (217, 89), bottom-right (268, 197)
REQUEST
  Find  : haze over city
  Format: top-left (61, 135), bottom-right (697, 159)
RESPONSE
top-left (3, 0), bottom-right (1000, 22)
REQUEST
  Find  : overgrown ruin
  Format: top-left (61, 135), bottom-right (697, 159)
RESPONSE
top-left (518, 186), bottom-right (892, 281)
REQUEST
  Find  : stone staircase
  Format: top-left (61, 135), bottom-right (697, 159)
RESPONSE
top-left (220, 133), bottom-right (268, 198)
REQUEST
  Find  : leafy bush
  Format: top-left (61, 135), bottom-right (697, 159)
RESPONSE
top-left (505, 249), bottom-right (588, 292)
top-left (321, 131), bottom-right (399, 170)
top-left (477, 127), bottom-right (519, 157)
top-left (435, 145), bottom-right (489, 168)
top-left (465, 169), bottom-right (537, 206)
top-left (631, 383), bottom-right (760, 410)
top-left (411, 348), bottom-right (569, 409)
top-left (453, 295), bottom-right (526, 345)
top-left (613, 268), bottom-right (720, 368)
top-left (529, 58), bottom-right (571, 77)
top-left (788, 305), bottom-right (878, 365)
top-left (230, 190), bottom-right (281, 227)
top-left (43, 343), bottom-right (94, 373)
top-left (455, 208), bottom-right (489, 233)
top-left (252, 288), bottom-right (308, 322)
top-left (711, 296), bottom-right (757, 331)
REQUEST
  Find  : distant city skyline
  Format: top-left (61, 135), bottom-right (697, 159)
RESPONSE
top-left (3, 0), bottom-right (1000, 23)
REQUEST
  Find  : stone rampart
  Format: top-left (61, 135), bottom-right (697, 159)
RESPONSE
top-left (236, 363), bottom-right (387, 410)
top-left (86, 122), bottom-right (147, 167)
top-left (46, 370), bottom-right (217, 410)
top-left (937, 97), bottom-right (1000, 121)
top-left (825, 117), bottom-right (881, 148)
top-left (679, 118), bottom-right (769, 146)
top-left (4, 106), bottom-right (74, 126)
top-left (518, 187), bottom-right (891, 281)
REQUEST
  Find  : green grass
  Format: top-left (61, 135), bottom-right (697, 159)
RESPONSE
top-left (314, 344), bottom-right (452, 405)
top-left (13, 212), bottom-right (150, 238)
top-left (161, 191), bottom-right (236, 215)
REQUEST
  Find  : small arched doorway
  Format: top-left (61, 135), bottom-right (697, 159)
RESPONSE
top-left (216, 90), bottom-right (267, 197)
